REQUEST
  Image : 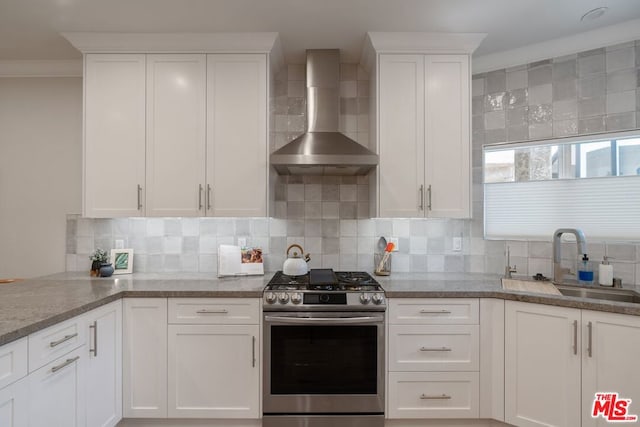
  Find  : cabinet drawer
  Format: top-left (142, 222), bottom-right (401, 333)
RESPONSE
top-left (388, 371), bottom-right (479, 419)
top-left (168, 298), bottom-right (259, 324)
top-left (389, 298), bottom-right (479, 324)
top-left (0, 338), bottom-right (28, 390)
top-left (28, 316), bottom-right (86, 373)
top-left (389, 325), bottom-right (479, 371)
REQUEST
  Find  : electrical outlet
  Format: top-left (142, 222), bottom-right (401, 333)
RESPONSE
top-left (389, 237), bottom-right (399, 251)
top-left (237, 237), bottom-right (247, 248)
top-left (452, 237), bottom-right (462, 252)
top-left (115, 239), bottom-right (125, 249)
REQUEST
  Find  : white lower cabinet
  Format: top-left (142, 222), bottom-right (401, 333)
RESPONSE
top-left (28, 346), bottom-right (86, 427)
top-left (582, 310), bottom-right (640, 427)
top-left (505, 302), bottom-right (640, 427)
top-left (0, 376), bottom-right (28, 427)
top-left (85, 300), bottom-right (122, 427)
top-left (505, 301), bottom-right (581, 427)
top-left (388, 371), bottom-right (479, 419)
top-left (388, 299), bottom-right (480, 419)
top-left (123, 298), bottom-right (168, 418)
top-left (167, 297), bottom-right (261, 419)
top-left (167, 324), bottom-right (260, 418)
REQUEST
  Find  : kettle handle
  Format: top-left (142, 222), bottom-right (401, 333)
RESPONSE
top-left (286, 244), bottom-right (304, 258)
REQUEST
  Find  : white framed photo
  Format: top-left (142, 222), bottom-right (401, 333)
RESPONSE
top-left (110, 248), bottom-right (134, 275)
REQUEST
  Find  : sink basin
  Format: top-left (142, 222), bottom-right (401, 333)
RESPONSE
top-left (555, 285), bottom-right (640, 304)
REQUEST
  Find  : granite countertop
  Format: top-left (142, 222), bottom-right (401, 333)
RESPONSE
top-left (1, 271), bottom-right (639, 347)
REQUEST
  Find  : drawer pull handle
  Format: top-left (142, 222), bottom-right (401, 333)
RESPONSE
top-left (196, 309), bottom-right (228, 314)
top-left (420, 393), bottom-right (451, 400)
top-left (420, 346), bottom-right (452, 352)
top-left (419, 310), bottom-right (451, 314)
top-left (51, 356), bottom-right (80, 373)
top-left (49, 333), bottom-right (78, 348)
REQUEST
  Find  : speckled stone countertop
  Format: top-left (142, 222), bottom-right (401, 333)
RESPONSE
top-left (0, 272), bottom-right (268, 346)
top-left (1, 271), bottom-right (639, 347)
top-left (378, 272), bottom-right (640, 317)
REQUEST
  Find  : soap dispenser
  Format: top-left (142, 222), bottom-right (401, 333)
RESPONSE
top-left (598, 256), bottom-right (613, 287)
top-left (578, 254), bottom-right (594, 285)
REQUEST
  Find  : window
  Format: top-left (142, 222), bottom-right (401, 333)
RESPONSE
top-left (483, 131), bottom-right (640, 241)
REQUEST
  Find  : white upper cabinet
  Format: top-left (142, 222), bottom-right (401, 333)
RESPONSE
top-left (364, 32), bottom-right (484, 219)
top-left (378, 53), bottom-right (470, 218)
top-left (378, 54), bottom-right (425, 218)
top-left (424, 55), bottom-right (470, 218)
top-left (145, 54), bottom-right (207, 217)
top-left (206, 54), bottom-right (267, 217)
top-left (84, 54), bottom-right (146, 217)
top-left (70, 32), bottom-right (281, 218)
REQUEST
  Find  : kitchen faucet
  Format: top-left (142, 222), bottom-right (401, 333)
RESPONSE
top-left (552, 228), bottom-right (587, 284)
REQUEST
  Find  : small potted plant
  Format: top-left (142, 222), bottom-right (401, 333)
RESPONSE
top-left (89, 249), bottom-right (113, 277)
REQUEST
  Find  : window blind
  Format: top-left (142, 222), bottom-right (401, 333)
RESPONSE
top-left (484, 176), bottom-right (640, 241)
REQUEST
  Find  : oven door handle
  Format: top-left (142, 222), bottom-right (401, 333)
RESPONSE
top-left (264, 315), bottom-right (384, 324)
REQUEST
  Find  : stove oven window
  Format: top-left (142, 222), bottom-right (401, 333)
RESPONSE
top-left (270, 325), bottom-right (378, 394)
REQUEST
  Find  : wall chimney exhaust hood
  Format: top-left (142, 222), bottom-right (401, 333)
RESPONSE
top-left (270, 49), bottom-right (378, 176)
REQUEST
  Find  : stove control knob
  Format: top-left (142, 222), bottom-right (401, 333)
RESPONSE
top-left (290, 292), bottom-right (302, 304)
top-left (360, 293), bottom-right (371, 305)
top-left (372, 293), bottom-right (385, 305)
top-left (278, 292), bottom-right (290, 304)
top-left (265, 292), bottom-right (277, 304)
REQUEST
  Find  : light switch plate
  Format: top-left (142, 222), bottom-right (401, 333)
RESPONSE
top-left (452, 237), bottom-right (462, 252)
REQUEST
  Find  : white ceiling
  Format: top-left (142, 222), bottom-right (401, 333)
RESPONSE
top-left (1, 0), bottom-right (640, 63)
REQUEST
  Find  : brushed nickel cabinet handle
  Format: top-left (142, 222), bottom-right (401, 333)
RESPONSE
top-left (420, 346), bottom-right (452, 352)
top-left (207, 184), bottom-right (212, 210)
top-left (419, 185), bottom-right (424, 210)
top-left (198, 184), bottom-right (203, 210)
top-left (252, 336), bottom-right (256, 368)
top-left (420, 393), bottom-right (451, 400)
top-left (51, 356), bottom-right (80, 373)
top-left (137, 185), bottom-right (143, 210)
top-left (419, 309), bottom-right (451, 314)
top-left (196, 309), bottom-right (228, 314)
top-left (573, 320), bottom-right (578, 355)
top-left (427, 184), bottom-right (432, 211)
top-left (587, 321), bottom-right (593, 358)
top-left (49, 333), bottom-right (78, 348)
top-left (89, 321), bottom-right (98, 357)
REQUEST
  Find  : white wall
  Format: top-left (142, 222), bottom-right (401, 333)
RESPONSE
top-left (0, 77), bottom-right (82, 278)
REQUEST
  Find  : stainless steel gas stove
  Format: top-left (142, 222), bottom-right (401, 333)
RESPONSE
top-left (263, 269), bottom-right (386, 427)
top-left (263, 268), bottom-right (386, 311)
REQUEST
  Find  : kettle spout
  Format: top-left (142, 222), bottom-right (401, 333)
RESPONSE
top-left (304, 253), bottom-right (311, 263)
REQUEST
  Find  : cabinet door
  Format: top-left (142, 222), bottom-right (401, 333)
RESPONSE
top-left (0, 376), bottom-right (28, 427)
top-left (84, 54), bottom-right (146, 217)
top-left (28, 347), bottom-right (85, 427)
top-left (582, 310), bottom-right (640, 426)
top-left (123, 298), bottom-right (167, 418)
top-left (505, 301), bottom-right (581, 427)
top-left (85, 300), bottom-right (122, 427)
top-left (206, 54), bottom-right (267, 217)
top-left (378, 54), bottom-right (425, 217)
top-left (168, 324), bottom-right (259, 418)
top-left (425, 55), bottom-right (470, 218)
top-left (146, 54), bottom-right (206, 217)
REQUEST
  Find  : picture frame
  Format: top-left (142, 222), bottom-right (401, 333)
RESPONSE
top-left (110, 249), bottom-right (134, 275)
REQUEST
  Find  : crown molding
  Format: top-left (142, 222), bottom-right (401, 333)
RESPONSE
top-left (0, 60), bottom-right (82, 77)
top-left (473, 18), bottom-right (640, 74)
top-left (61, 32), bottom-right (281, 54)
top-left (361, 32), bottom-right (486, 73)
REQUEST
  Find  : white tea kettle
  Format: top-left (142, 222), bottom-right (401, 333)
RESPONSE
top-left (283, 244), bottom-right (311, 276)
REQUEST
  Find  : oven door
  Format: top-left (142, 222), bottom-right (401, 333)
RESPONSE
top-left (263, 311), bottom-right (385, 415)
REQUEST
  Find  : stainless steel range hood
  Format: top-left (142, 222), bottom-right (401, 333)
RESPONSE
top-left (270, 49), bottom-right (378, 176)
